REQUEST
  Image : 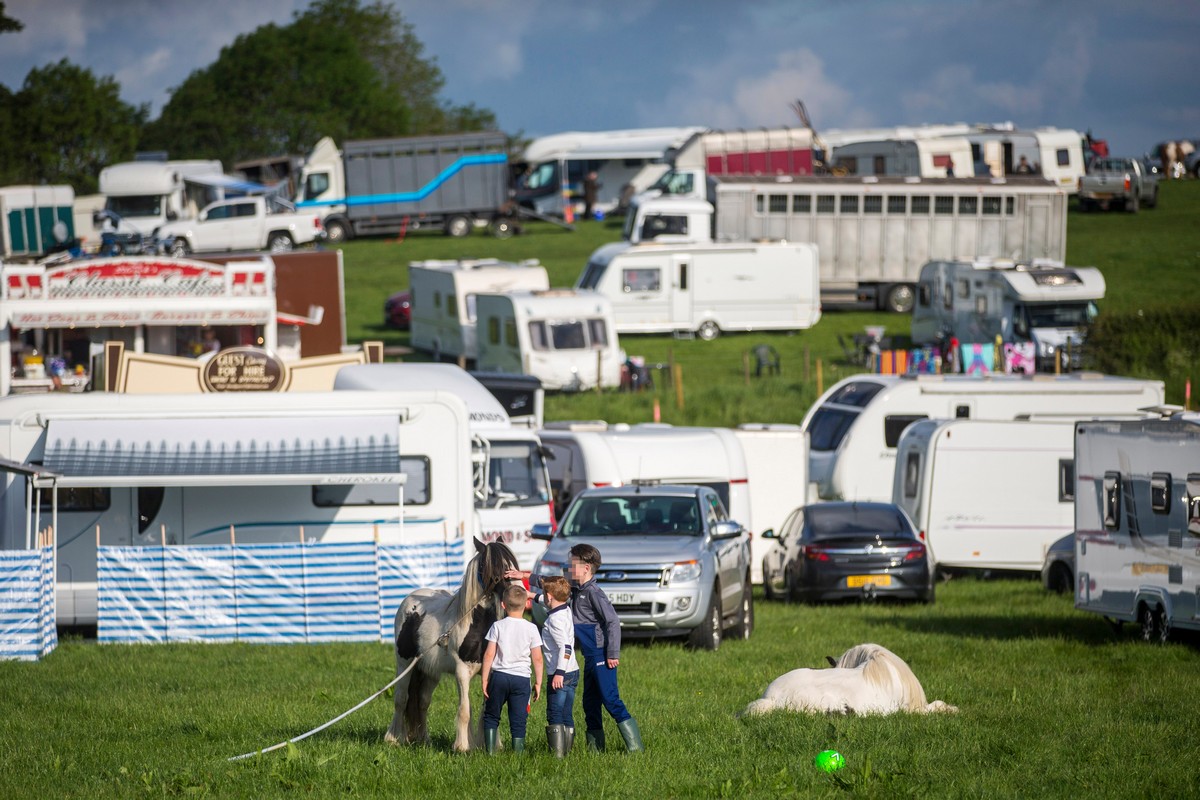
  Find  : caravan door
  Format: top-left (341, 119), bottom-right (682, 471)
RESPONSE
top-left (671, 254), bottom-right (692, 328)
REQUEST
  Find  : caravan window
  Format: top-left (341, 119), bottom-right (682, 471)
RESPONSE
top-left (903, 451), bottom-right (920, 499)
top-left (549, 321), bottom-right (587, 350)
top-left (465, 295), bottom-right (478, 322)
top-left (505, 319), bottom-right (517, 347)
top-left (33, 486), bottom-right (110, 513)
top-left (578, 261), bottom-right (606, 290)
top-left (1058, 459), bottom-right (1075, 502)
top-left (884, 415), bottom-right (928, 448)
top-left (487, 318), bottom-right (500, 345)
top-left (313, 456), bottom-right (427, 506)
top-left (640, 214), bottom-right (688, 241)
top-left (1103, 472), bottom-right (1121, 530)
top-left (446, 293), bottom-right (457, 317)
top-left (622, 268), bottom-right (660, 293)
top-left (918, 282), bottom-right (932, 308)
top-left (1188, 474), bottom-right (1200, 536)
top-left (1056, 149), bottom-right (1070, 167)
top-left (807, 407), bottom-right (857, 452)
top-left (826, 380), bottom-right (885, 408)
top-left (1150, 473), bottom-right (1171, 514)
top-left (528, 321), bottom-right (548, 350)
top-left (588, 319), bottom-right (609, 347)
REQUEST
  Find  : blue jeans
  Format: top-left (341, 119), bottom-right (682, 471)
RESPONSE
top-left (546, 670), bottom-right (579, 727)
top-left (575, 623), bottom-right (630, 729)
top-left (483, 670), bottom-right (532, 738)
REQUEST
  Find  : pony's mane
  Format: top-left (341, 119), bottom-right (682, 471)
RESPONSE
top-left (451, 540), bottom-right (519, 631)
top-left (843, 643), bottom-right (929, 711)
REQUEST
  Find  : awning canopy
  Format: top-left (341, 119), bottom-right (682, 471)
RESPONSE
top-left (184, 173), bottom-right (272, 195)
top-left (41, 415), bottom-right (404, 487)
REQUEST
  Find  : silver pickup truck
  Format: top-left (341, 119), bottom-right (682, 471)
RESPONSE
top-left (531, 483), bottom-right (753, 650)
top-left (1079, 157), bottom-right (1159, 213)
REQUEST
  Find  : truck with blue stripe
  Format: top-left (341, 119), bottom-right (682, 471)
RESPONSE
top-left (294, 132), bottom-right (515, 240)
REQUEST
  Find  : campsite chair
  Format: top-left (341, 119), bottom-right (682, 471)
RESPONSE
top-left (752, 344), bottom-right (781, 376)
top-left (595, 501), bottom-right (625, 532)
top-left (669, 501), bottom-right (699, 534)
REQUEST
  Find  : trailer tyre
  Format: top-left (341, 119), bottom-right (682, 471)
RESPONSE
top-left (1138, 603), bottom-right (1168, 644)
top-left (491, 217), bottom-right (517, 239)
top-left (697, 320), bottom-right (720, 341)
top-left (324, 219), bottom-right (350, 243)
top-left (884, 283), bottom-right (916, 314)
top-left (445, 215), bottom-right (471, 238)
top-left (267, 232), bottom-right (294, 253)
top-left (168, 238), bottom-right (190, 258)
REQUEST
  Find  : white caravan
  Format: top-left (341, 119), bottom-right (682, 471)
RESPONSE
top-left (830, 137), bottom-right (975, 178)
top-left (1074, 413), bottom-right (1200, 642)
top-left (516, 127), bottom-right (705, 217)
top-left (577, 240), bottom-right (821, 340)
top-left (333, 364), bottom-right (553, 570)
top-left (893, 419), bottom-right (1076, 571)
top-left (475, 290), bottom-right (622, 391)
top-left (409, 259), bottom-right (549, 361)
top-left (732, 423), bottom-right (809, 583)
top-left (802, 373), bottom-right (1165, 503)
top-left (98, 159), bottom-right (226, 234)
top-left (910, 259), bottom-right (1105, 372)
top-left (962, 126), bottom-right (1086, 192)
top-left (0, 389), bottom-right (474, 625)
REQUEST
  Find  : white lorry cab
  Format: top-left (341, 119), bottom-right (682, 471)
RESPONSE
top-left (731, 423), bottom-right (809, 583)
top-left (802, 373), bottom-right (1166, 503)
top-left (1074, 413), bottom-right (1200, 642)
top-left (98, 160), bottom-right (226, 234)
top-left (893, 418), bottom-right (1076, 572)
top-left (409, 259), bottom-right (549, 361)
top-left (0, 389), bottom-right (474, 625)
top-left (333, 364), bottom-right (553, 570)
top-left (475, 290), bottom-right (622, 391)
top-left (577, 240), bottom-right (821, 341)
top-left (911, 259), bottom-right (1104, 372)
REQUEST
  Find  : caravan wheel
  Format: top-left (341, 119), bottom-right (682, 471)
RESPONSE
top-left (1138, 603), bottom-right (1168, 644)
top-left (697, 320), bottom-right (720, 341)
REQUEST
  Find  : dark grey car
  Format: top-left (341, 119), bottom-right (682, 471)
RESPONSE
top-left (761, 501), bottom-right (934, 603)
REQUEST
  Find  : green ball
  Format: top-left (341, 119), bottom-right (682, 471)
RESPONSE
top-left (814, 750), bottom-right (845, 772)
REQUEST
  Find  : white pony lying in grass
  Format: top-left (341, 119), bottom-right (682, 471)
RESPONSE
top-left (741, 643), bottom-right (958, 716)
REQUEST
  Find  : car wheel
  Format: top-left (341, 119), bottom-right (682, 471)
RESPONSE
top-left (687, 591), bottom-right (722, 651)
top-left (884, 283), bottom-right (915, 314)
top-left (731, 580), bottom-right (754, 640)
top-left (697, 320), bottom-right (720, 341)
top-left (445, 215), bottom-right (471, 238)
top-left (168, 238), bottom-right (190, 258)
top-left (1139, 603), bottom-right (1168, 644)
top-left (762, 562), bottom-right (776, 601)
top-left (324, 219), bottom-right (349, 242)
top-left (267, 232), bottom-right (294, 253)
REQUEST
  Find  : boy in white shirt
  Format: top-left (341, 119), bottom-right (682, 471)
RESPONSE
top-left (538, 575), bottom-right (579, 757)
top-left (481, 583), bottom-right (544, 754)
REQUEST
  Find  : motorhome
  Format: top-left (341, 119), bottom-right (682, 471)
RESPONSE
top-left (333, 363), bottom-right (553, 570)
top-left (732, 423), bottom-right (809, 583)
top-left (1074, 413), bottom-right (1200, 642)
top-left (625, 175), bottom-right (1068, 312)
top-left (408, 259), bottom-right (549, 361)
top-left (98, 159), bottom-right (227, 234)
top-left (515, 127), bottom-right (705, 218)
top-left (475, 290), bottom-right (622, 391)
top-left (0, 185), bottom-right (75, 257)
top-left (0, 389), bottom-right (475, 625)
top-left (802, 373), bottom-right (1165, 503)
top-left (910, 259), bottom-right (1104, 372)
top-left (829, 137), bottom-right (975, 178)
top-left (577, 240), bottom-right (821, 340)
top-left (893, 418), bottom-right (1076, 572)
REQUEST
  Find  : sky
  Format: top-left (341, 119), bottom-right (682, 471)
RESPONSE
top-left (2, 0), bottom-right (1198, 157)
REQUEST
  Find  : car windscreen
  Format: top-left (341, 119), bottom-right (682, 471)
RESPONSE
top-left (806, 505), bottom-right (913, 540)
top-left (559, 495), bottom-right (701, 536)
top-left (807, 407), bottom-right (858, 452)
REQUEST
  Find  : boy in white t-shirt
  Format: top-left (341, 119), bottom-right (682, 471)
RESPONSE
top-left (538, 575), bottom-right (580, 757)
top-left (481, 583), bottom-right (544, 754)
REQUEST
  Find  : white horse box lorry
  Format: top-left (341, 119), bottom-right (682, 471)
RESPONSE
top-left (802, 373), bottom-right (1165, 503)
top-left (0, 389), bottom-right (475, 625)
top-left (893, 418), bottom-right (1076, 572)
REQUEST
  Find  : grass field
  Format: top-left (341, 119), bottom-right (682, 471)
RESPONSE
top-left (4, 184), bottom-right (1199, 798)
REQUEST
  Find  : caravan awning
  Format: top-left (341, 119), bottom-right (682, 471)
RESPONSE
top-left (41, 416), bottom-right (404, 487)
top-left (184, 173), bottom-right (272, 195)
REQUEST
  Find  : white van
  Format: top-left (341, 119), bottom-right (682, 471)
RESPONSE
top-left (802, 373), bottom-right (1165, 503)
top-left (893, 418), bottom-right (1076, 572)
top-left (910, 259), bottom-right (1104, 372)
top-left (475, 289), bottom-right (622, 391)
top-left (334, 363), bottom-right (553, 570)
top-left (1074, 413), bottom-right (1200, 641)
top-left (732, 423), bottom-right (809, 583)
top-left (577, 240), bottom-right (820, 340)
top-left (0, 389), bottom-right (474, 625)
top-left (408, 258), bottom-right (549, 360)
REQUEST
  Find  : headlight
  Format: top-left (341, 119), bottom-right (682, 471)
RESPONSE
top-left (534, 559), bottom-right (565, 577)
top-left (667, 560), bottom-right (702, 584)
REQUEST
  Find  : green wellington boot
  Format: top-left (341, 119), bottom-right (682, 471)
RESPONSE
top-left (511, 737), bottom-right (525, 753)
top-left (585, 728), bottom-right (605, 752)
top-left (617, 718), bottom-right (644, 752)
top-left (484, 727), bottom-right (499, 754)
top-left (546, 724), bottom-right (567, 758)
top-left (565, 727), bottom-right (575, 752)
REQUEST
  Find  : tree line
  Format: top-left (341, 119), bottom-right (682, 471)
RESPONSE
top-left (0, 0), bottom-right (497, 194)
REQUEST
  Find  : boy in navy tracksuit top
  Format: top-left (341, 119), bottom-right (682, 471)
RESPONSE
top-left (567, 543), bottom-right (644, 752)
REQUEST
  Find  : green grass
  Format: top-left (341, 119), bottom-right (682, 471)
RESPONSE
top-left (3, 581), bottom-right (1198, 798)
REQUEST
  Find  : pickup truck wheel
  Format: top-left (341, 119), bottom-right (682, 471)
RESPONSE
top-left (445, 215), bottom-right (471, 238)
top-left (884, 283), bottom-right (915, 314)
top-left (168, 238), bottom-right (190, 258)
top-left (687, 591), bottom-right (722, 651)
top-left (1125, 193), bottom-right (1139, 214)
top-left (731, 580), bottom-right (754, 640)
top-left (267, 232), bottom-right (294, 253)
top-left (697, 320), bottom-right (720, 341)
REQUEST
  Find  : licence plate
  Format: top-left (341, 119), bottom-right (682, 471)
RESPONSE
top-left (609, 592), bottom-right (640, 605)
top-left (847, 575), bottom-right (891, 588)
top-left (1093, 192), bottom-right (1112, 199)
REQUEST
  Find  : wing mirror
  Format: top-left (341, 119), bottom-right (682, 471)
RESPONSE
top-left (711, 520), bottom-right (742, 540)
top-left (531, 523), bottom-right (555, 541)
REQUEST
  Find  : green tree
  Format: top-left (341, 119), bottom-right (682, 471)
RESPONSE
top-left (143, 0), bottom-right (495, 165)
top-left (0, 2), bottom-right (22, 33)
top-left (4, 60), bottom-right (146, 192)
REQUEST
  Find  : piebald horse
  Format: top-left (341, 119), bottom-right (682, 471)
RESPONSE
top-left (385, 539), bottom-right (521, 751)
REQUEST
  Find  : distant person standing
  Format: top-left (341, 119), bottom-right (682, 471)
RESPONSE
top-left (1015, 155), bottom-right (1034, 175)
top-left (582, 171), bottom-right (600, 219)
top-left (944, 157), bottom-right (955, 178)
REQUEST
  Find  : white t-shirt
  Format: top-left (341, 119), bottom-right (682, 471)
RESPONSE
top-left (541, 604), bottom-right (579, 677)
top-left (485, 616), bottom-right (542, 677)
